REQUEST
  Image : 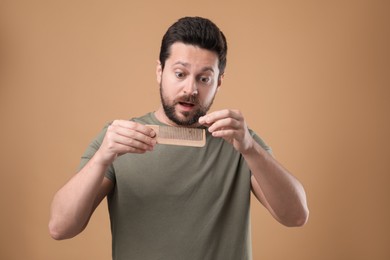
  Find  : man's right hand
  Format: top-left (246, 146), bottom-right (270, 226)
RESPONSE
top-left (95, 120), bottom-right (157, 166)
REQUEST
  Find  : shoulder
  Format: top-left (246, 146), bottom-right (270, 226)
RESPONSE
top-left (130, 112), bottom-right (158, 125)
top-left (248, 128), bottom-right (273, 154)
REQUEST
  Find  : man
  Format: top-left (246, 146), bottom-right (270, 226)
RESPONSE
top-left (49, 17), bottom-right (309, 259)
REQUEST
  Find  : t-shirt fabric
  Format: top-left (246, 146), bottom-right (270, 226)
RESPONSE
top-left (79, 112), bottom-right (271, 260)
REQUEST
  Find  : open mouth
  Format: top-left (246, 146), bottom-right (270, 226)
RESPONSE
top-left (178, 101), bottom-right (195, 108)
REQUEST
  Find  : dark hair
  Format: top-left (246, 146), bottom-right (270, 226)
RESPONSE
top-left (159, 17), bottom-right (228, 75)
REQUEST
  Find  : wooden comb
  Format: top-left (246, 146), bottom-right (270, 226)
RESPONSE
top-left (147, 125), bottom-right (206, 147)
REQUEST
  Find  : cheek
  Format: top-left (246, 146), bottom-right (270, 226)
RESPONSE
top-left (199, 87), bottom-right (217, 104)
top-left (162, 75), bottom-right (183, 93)
top-left (160, 76), bottom-right (177, 98)
top-left (160, 74), bottom-right (169, 89)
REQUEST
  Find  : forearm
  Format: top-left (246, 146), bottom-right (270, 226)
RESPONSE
top-left (243, 142), bottom-right (309, 227)
top-left (49, 152), bottom-right (108, 239)
top-left (48, 120), bottom-right (155, 239)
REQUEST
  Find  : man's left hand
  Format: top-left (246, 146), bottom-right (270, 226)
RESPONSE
top-left (199, 109), bottom-right (254, 154)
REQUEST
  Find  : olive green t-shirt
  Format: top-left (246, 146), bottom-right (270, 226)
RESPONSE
top-left (79, 112), bottom-right (271, 260)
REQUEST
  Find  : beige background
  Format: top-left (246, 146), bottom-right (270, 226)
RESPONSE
top-left (1, 1), bottom-right (389, 259)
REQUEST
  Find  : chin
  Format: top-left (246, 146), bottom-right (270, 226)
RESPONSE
top-left (173, 114), bottom-right (198, 126)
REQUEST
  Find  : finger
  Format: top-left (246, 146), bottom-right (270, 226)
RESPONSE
top-left (210, 128), bottom-right (236, 138)
top-left (115, 143), bottom-right (151, 154)
top-left (113, 135), bottom-right (156, 153)
top-left (199, 109), bottom-right (242, 125)
top-left (105, 132), bottom-right (155, 153)
top-left (111, 126), bottom-right (156, 147)
top-left (207, 117), bottom-right (241, 133)
top-left (109, 121), bottom-right (157, 148)
top-left (111, 120), bottom-right (156, 138)
top-left (106, 124), bottom-right (156, 153)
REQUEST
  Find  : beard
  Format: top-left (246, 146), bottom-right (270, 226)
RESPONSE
top-left (159, 83), bottom-right (215, 126)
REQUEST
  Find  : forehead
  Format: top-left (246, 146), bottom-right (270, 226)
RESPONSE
top-left (166, 42), bottom-right (219, 72)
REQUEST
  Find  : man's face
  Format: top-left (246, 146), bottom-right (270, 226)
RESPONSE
top-left (156, 42), bottom-right (222, 127)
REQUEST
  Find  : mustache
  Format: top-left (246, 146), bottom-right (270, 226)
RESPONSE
top-left (176, 94), bottom-right (199, 104)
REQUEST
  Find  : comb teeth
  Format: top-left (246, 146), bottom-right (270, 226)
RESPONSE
top-left (147, 125), bottom-right (206, 147)
top-left (158, 125), bottom-right (203, 140)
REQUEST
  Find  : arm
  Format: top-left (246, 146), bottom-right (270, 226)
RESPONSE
top-left (199, 110), bottom-right (309, 227)
top-left (49, 120), bottom-right (156, 240)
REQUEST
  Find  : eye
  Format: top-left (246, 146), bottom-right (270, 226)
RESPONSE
top-left (175, 71), bottom-right (185, 79)
top-left (199, 76), bottom-right (211, 84)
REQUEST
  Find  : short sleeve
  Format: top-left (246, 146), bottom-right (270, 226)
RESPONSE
top-left (248, 128), bottom-right (273, 155)
top-left (77, 123), bottom-right (116, 183)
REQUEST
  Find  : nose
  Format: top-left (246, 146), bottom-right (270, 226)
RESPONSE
top-left (182, 77), bottom-right (198, 96)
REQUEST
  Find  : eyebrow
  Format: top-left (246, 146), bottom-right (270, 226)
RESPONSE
top-left (172, 61), bottom-right (215, 73)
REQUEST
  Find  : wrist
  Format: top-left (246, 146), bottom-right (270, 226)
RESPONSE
top-left (241, 140), bottom-right (268, 160)
top-left (239, 136), bottom-right (257, 156)
top-left (93, 149), bottom-right (116, 168)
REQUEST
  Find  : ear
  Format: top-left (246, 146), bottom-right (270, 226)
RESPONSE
top-left (156, 60), bottom-right (162, 85)
top-left (217, 73), bottom-right (224, 91)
